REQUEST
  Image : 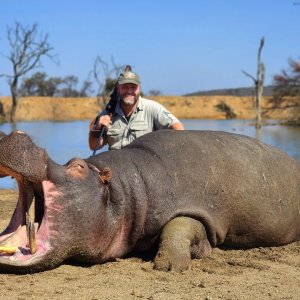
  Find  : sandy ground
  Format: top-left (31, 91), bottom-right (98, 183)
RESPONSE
top-left (0, 190), bottom-right (299, 300)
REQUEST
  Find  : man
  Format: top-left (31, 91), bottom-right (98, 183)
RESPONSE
top-left (89, 67), bottom-right (184, 151)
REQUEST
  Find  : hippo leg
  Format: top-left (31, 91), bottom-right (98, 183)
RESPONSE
top-left (154, 217), bottom-right (212, 272)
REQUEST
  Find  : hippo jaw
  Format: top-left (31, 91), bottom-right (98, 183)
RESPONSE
top-left (0, 131), bottom-right (65, 272)
top-left (0, 168), bottom-right (67, 273)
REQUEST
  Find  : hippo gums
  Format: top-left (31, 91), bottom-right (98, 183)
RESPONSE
top-left (0, 130), bottom-right (299, 273)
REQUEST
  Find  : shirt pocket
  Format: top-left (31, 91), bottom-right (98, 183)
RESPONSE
top-left (129, 122), bottom-right (149, 139)
top-left (107, 127), bottom-right (124, 137)
top-left (107, 126), bottom-right (123, 141)
top-left (106, 127), bottom-right (124, 149)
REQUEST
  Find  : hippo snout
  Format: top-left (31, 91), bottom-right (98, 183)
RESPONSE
top-left (0, 131), bottom-right (48, 182)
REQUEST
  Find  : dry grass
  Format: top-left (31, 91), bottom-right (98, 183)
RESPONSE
top-left (0, 95), bottom-right (299, 122)
top-left (152, 95), bottom-right (256, 119)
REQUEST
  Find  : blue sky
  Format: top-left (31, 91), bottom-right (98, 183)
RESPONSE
top-left (0, 0), bottom-right (299, 96)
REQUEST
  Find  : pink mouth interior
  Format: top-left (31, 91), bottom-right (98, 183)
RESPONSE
top-left (0, 179), bottom-right (58, 262)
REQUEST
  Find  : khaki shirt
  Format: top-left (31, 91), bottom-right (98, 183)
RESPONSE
top-left (102, 97), bottom-right (180, 150)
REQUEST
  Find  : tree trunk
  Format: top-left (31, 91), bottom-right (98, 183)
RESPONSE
top-left (255, 38), bottom-right (265, 129)
top-left (10, 78), bottom-right (18, 123)
top-left (255, 81), bottom-right (262, 129)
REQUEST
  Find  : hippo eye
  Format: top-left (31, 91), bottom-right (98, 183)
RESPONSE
top-left (75, 163), bottom-right (84, 169)
top-left (66, 160), bottom-right (88, 178)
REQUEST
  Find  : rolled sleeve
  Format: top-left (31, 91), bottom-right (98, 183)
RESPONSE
top-left (151, 102), bottom-right (180, 129)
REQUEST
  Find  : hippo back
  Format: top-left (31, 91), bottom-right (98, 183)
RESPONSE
top-left (89, 130), bottom-right (300, 248)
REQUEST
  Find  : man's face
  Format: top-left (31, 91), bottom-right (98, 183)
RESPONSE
top-left (118, 83), bottom-right (140, 106)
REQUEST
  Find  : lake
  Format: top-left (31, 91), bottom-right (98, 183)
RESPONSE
top-left (1, 119), bottom-right (300, 189)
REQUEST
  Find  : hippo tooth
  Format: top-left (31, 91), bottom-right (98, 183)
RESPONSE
top-left (28, 217), bottom-right (37, 254)
top-left (25, 184), bottom-right (37, 255)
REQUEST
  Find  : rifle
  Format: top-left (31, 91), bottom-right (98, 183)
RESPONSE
top-left (91, 65), bottom-right (132, 155)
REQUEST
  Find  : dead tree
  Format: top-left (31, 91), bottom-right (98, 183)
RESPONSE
top-left (92, 56), bottom-right (124, 108)
top-left (0, 22), bottom-right (57, 122)
top-left (242, 37), bottom-right (265, 129)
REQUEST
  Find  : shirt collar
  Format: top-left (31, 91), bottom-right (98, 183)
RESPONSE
top-left (136, 96), bottom-right (144, 111)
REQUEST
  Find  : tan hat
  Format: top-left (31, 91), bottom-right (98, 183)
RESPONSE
top-left (117, 70), bottom-right (141, 85)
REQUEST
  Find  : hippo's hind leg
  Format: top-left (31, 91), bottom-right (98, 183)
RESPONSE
top-left (154, 216), bottom-right (212, 272)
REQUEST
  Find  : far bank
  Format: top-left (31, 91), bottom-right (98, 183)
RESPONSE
top-left (0, 95), bottom-right (299, 122)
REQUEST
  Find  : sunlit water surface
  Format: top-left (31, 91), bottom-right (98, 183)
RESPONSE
top-left (1, 119), bottom-right (300, 189)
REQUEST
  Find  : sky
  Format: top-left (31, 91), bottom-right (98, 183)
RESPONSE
top-left (0, 0), bottom-right (299, 96)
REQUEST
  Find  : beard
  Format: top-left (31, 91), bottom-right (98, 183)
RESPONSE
top-left (121, 94), bottom-right (139, 106)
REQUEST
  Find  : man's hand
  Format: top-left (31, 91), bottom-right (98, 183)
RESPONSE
top-left (171, 122), bottom-right (184, 130)
top-left (88, 115), bottom-right (111, 151)
top-left (98, 115), bottom-right (112, 129)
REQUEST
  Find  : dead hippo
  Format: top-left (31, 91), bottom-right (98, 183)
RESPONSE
top-left (0, 129), bottom-right (299, 273)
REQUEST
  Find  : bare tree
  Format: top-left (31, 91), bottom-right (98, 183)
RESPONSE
top-left (0, 22), bottom-right (57, 122)
top-left (242, 37), bottom-right (265, 129)
top-left (79, 80), bottom-right (94, 97)
top-left (92, 56), bottom-right (124, 108)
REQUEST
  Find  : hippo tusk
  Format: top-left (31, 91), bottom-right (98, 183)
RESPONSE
top-left (26, 212), bottom-right (36, 255)
top-left (25, 182), bottom-right (37, 255)
top-left (0, 246), bottom-right (18, 254)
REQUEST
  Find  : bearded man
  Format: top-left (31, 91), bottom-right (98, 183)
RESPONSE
top-left (89, 68), bottom-right (184, 151)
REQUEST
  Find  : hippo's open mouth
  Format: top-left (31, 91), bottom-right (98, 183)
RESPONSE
top-left (0, 130), bottom-right (58, 269)
top-left (0, 166), bottom-right (57, 267)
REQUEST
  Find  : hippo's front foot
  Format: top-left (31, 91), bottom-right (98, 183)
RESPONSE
top-left (154, 217), bottom-right (212, 272)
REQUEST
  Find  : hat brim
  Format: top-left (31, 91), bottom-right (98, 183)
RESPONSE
top-left (118, 79), bottom-right (140, 85)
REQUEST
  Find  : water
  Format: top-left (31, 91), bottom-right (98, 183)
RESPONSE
top-left (1, 119), bottom-right (300, 189)
top-left (183, 119), bottom-right (300, 161)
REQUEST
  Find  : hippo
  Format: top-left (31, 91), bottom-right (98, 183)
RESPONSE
top-left (0, 129), bottom-right (299, 273)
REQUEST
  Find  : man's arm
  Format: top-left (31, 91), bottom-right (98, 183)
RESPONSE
top-left (88, 116), bottom-right (110, 150)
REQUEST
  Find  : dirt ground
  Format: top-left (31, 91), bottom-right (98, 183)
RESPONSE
top-left (0, 190), bottom-right (299, 300)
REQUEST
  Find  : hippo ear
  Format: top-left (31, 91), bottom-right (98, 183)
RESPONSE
top-left (99, 167), bottom-right (112, 184)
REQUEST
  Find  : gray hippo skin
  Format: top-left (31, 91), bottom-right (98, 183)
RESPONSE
top-left (0, 130), bottom-right (299, 273)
